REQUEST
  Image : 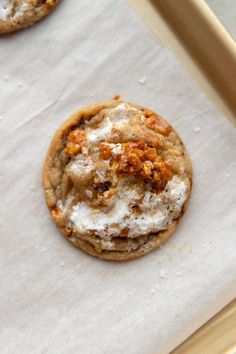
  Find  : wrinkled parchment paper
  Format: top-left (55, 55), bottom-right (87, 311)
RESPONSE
top-left (0, 1), bottom-right (236, 353)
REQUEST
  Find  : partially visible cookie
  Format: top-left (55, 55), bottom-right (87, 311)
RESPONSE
top-left (0, 0), bottom-right (60, 34)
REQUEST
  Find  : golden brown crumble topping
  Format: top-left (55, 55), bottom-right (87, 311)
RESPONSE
top-left (64, 129), bottom-right (86, 156)
top-left (143, 109), bottom-right (171, 136)
top-left (97, 187), bottom-right (117, 208)
top-left (100, 140), bottom-right (173, 192)
top-left (99, 142), bottom-right (113, 160)
top-left (51, 208), bottom-right (60, 218)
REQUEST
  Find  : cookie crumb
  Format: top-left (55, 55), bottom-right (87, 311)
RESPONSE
top-left (138, 76), bottom-right (146, 85)
top-left (150, 283), bottom-right (159, 293)
top-left (160, 269), bottom-right (168, 278)
top-left (194, 126), bottom-right (200, 133)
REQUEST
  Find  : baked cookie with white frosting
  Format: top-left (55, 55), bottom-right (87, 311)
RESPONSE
top-left (0, 0), bottom-right (60, 33)
top-left (43, 99), bottom-right (192, 261)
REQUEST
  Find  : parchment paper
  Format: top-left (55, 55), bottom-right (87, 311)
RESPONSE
top-left (0, 1), bottom-right (236, 353)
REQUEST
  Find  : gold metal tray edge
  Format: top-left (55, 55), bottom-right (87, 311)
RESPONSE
top-left (172, 299), bottom-right (236, 354)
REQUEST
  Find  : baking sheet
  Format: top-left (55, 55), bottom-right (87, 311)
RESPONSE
top-left (0, 0), bottom-right (236, 353)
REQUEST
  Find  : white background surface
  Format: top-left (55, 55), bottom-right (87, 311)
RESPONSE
top-left (0, 1), bottom-right (236, 353)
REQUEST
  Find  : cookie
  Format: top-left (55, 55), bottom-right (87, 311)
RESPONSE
top-left (0, 0), bottom-right (60, 34)
top-left (43, 99), bottom-right (192, 261)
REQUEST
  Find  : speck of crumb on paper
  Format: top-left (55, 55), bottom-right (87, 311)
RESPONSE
top-left (194, 126), bottom-right (201, 133)
top-left (138, 76), bottom-right (146, 85)
top-left (150, 283), bottom-right (159, 294)
top-left (160, 269), bottom-right (168, 278)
